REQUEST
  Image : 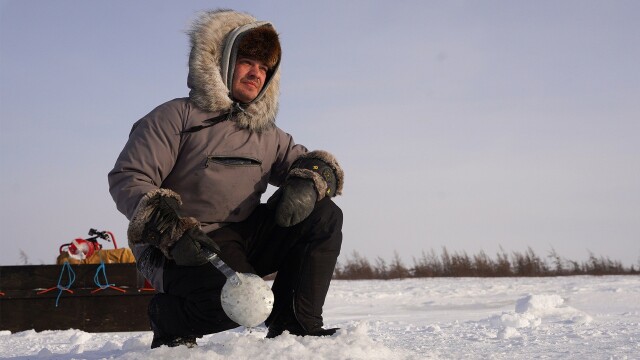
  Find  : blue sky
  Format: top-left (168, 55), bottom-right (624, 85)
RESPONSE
top-left (1, 0), bottom-right (638, 266)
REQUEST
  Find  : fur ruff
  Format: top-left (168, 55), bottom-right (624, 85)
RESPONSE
top-left (187, 9), bottom-right (280, 133)
top-left (295, 150), bottom-right (344, 196)
top-left (289, 168), bottom-right (330, 200)
top-left (127, 188), bottom-right (200, 259)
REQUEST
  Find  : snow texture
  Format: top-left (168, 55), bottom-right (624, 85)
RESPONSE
top-left (1, 276), bottom-right (638, 359)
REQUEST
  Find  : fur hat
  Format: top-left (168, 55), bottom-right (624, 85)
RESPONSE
top-left (236, 25), bottom-right (281, 69)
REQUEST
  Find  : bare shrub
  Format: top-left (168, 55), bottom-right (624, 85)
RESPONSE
top-left (473, 250), bottom-right (495, 277)
top-left (374, 257), bottom-right (388, 279)
top-left (449, 251), bottom-right (473, 277)
top-left (333, 247), bottom-right (637, 279)
top-left (583, 251), bottom-right (625, 275)
top-left (19, 249), bottom-right (30, 265)
top-left (413, 250), bottom-right (442, 277)
top-left (334, 251), bottom-right (375, 279)
top-left (494, 247), bottom-right (512, 276)
top-left (547, 247), bottom-right (566, 275)
top-left (387, 252), bottom-right (410, 279)
top-left (512, 247), bottom-right (548, 276)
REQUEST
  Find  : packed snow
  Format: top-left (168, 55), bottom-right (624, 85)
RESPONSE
top-left (1, 275), bottom-right (638, 359)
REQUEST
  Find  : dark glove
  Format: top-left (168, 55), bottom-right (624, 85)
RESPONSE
top-left (268, 154), bottom-right (340, 227)
top-left (267, 177), bottom-right (318, 227)
top-left (169, 227), bottom-right (221, 266)
top-left (128, 189), bottom-right (201, 260)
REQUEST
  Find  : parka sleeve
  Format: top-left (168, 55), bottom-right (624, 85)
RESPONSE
top-left (268, 127), bottom-right (308, 187)
top-left (108, 101), bottom-right (185, 220)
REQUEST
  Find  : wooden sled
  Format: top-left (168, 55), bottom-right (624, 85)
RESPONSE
top-left (0, 262), bottom-right (155, 333)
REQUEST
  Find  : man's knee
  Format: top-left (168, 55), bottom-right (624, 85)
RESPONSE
top-left (310, 197), bottom-right (343, 229)
top-left (304, 198), bottom-right (343, 253)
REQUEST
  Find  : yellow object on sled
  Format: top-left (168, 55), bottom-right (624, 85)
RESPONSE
top-left (56, 248), bottom-right (135, 265)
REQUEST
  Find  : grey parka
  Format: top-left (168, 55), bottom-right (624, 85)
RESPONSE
top-left (108, 10), bottom-right (307, 243)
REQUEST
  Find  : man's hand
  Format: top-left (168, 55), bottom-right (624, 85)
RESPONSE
top-left (267, 177), bottom-right (318, 227)
top-left (268, 151), bottom-right (342, 227)
top-left (170, 227), bottom-right (221, 266)
top-left (128, 189), bottom-right (203, 260)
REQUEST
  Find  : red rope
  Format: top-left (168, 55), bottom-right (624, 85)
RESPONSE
top-left (139, 279), bottom-right (155, 292)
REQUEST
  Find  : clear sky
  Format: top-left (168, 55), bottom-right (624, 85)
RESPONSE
top-left (1, 0), bottom-right (638, 267)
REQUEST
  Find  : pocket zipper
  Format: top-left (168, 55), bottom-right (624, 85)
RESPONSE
top-left (204, 156), bottom-right (262, 168)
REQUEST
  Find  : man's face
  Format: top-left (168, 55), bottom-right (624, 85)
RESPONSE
top-left (231, 57), bottom-right (268, 104)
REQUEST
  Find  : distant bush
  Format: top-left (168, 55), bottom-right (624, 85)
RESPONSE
top-left (333, 251), bottom-right (375, 279)
top-left (333, 247), bottom-right (639, 279)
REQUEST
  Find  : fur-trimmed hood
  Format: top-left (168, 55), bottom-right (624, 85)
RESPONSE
top-left (187, 9), bottom-right (281, 132)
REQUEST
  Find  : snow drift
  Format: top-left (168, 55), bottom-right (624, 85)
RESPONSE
top-left (1, 275), bottom-right (638, 359)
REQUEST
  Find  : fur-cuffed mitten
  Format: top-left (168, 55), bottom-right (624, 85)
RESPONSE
top-left (127, 189), bottom-right (219, 265)
top-left (268, 150), bottom-right (344, 227)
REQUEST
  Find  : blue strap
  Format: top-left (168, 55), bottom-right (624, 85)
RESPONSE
top-left (94, 259), bottom-right (114, 289)
top-left (55, 261), bottom-right (76, 307)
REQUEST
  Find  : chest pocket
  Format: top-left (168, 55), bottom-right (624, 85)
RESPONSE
top-left (205, 155), bottom-right (262, 167)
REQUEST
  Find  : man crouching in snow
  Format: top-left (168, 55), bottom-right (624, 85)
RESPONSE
top-left (108, 9), bottom-right (344, 348)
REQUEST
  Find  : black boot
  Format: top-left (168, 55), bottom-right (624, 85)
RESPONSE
top-left (266, 309), bottom-right (338, 339)
top-left (148, 294), bottom-right (199, 349)
top-left (150, 333), bottom-right (198, 349)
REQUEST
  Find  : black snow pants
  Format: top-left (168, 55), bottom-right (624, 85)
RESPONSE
top-left (149, 197), bottom-right (343, 337)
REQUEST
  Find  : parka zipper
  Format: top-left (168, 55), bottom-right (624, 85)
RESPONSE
top-left (204, 156), bottom-right (262, 168)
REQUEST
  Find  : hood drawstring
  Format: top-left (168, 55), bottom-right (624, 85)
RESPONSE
top-left (181, 102), bottom-right (246, 134)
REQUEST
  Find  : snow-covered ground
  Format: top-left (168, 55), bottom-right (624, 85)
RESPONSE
top-left (1, 276), bottom-right (638, 359)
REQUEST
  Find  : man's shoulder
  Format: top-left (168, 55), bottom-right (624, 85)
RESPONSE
top-left (146, 98), bottom-right (218, 121)
top-left (153, 97), bottom-right (190, 112)
top-left (131, 98), bottom-right (191, 133)
top-left (271, 125), bottom-right (296, 140)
